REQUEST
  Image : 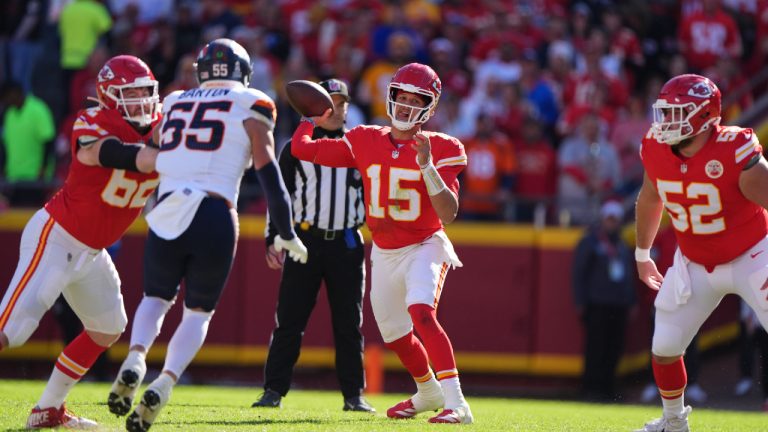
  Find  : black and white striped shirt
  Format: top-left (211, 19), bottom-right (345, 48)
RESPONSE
top-left (266, 128), bottom-right (365, 243)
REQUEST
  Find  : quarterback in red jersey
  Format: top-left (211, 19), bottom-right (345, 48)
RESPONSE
top-left (0, 55), bottom-right (161, 429)
top-left (292, 63), bottom-right (472, 424)
top-left (635, 74), bottom-right (768, 432)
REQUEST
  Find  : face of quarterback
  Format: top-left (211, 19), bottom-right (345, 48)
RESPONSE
top-left (393, 90), bottom-right (427, 124)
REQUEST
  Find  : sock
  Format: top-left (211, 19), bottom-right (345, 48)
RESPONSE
top-left (384, 331), bottom-right (431, 379)
top-left (130, 296), bottom-right (174, 350)
top-left (438, 376), bottom-right (466, 409)
top-left (163, 307), bottom-right (213, 378)
top-left (38, 332), bottom-right (106, 408)
top-left (408, 304), bottom-right (456, 373)
top-left (652, 357), bottom-right (687, 417)
top-left (118, 350), bottom-right (147, 382)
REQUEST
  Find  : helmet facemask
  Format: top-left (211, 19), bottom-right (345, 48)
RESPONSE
top-left (101, 77), bottom-right (160, 127)
top-left (386, 83), bottom-right (438, 131)
top-left (651, 99), bottom-right (718, 145)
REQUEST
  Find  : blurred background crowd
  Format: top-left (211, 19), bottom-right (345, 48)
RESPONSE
top-left (1, 0), bottom-right (767, 225)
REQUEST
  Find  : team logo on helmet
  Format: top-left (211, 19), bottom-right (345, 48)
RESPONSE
top-left (98, 65), bottom-right (115, 83)
top-left (688, 82), bottom-right (713, 98)
top-left (705, 160), bottom-right (724, 179)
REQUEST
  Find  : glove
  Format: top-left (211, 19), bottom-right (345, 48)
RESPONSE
top-left (274, 235), bottom-right (308, 264)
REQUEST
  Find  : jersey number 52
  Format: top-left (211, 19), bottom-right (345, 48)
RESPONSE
top-left (657, 180), bottom-right (725, 235)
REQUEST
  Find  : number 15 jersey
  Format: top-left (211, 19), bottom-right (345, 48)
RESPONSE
top-left (641, 124), bottom-right (768, 267)
top-left (291, 122), bottom-right (467, 249)
top-left (157, 84), bottom-right (276, 204)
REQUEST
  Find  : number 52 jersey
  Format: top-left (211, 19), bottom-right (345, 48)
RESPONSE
top-left (641, 124), bottom-right (768, 267)
top-left (156, 85), bottom-right (276, 204)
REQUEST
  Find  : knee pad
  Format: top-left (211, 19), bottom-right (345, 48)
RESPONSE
top-left (652, 322), bottom-right (687, 357)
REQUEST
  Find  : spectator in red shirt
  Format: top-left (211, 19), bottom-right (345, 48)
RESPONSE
top-left (514, 118), bottom-right (557, 223)
top-left (677, 0), bottom-right (742, 71)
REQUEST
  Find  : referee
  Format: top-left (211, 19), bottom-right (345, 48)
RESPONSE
top-left (252, 79), bottom-right (373, 412)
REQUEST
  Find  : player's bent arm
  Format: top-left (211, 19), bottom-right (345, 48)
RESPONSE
top-left (76, 135), bottom-right (158, 173)
top-left (245, 117), bottom-right (296, 241)
top-left (429, 190), bottom-right (459, 224)
top-left (290, 119), bottom-right (355, 167)
top-left (738, 155), bottom-right (768, 209)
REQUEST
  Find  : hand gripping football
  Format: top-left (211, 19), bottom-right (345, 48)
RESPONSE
top-left (285, 80), bottom-right (334, 118)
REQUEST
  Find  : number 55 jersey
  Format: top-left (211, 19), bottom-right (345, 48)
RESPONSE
top-left (45, 107), bottom-right (161, 249)
top-left (156, 85), bottom-right (276, 205)
top-left (640, 124), bottom-right (768, 267)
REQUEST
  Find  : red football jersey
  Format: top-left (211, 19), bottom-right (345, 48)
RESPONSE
top-left (45, 107), bottom-right (160, 249)
top-left (292, 121), bottom-right (466, 249)
top-left (641, 124), bottom-right (768, 267)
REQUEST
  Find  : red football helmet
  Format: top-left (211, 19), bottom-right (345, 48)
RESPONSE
top-left (386, 63), bottom-right (442, 131)
top-left (96, 55), bottom-right (159, 127)
top-left (651, 74), bottom-right (721, 145)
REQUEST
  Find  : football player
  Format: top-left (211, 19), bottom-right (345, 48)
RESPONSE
top-left (291, 63), bottom-right (473, 424)
top-left (635, 74), bottom-right (768, 432)
top-left (107, 38), bottom-right (307, 432)
top-left (0, 55), bottom-right (161, 429)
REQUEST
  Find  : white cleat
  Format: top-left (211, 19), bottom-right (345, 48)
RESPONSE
top-left (635, 406), bottom-right (692, 432)
top-left (429, 402), bottom-right (474, 424)
top-left (108, 353), bottom-right (147, 416)
top-left (126, 380), bottom-right (172, 432)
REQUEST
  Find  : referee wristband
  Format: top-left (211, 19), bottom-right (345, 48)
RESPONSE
top-left (635, 247), bottom-right (651, 262)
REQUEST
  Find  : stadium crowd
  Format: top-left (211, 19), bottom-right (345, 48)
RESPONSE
top-left (0, 0), bottom-right (766, 224)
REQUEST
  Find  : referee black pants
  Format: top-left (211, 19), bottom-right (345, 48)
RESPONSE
top-left (263, 229), bottom-right (365, 399)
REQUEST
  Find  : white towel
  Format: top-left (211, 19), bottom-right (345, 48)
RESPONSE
top-left (146, 187), bottom-right (207, 240)
top-left (433, 230), bottom-right (463, 268)
top-left (671, 248), bottom-right (692, 305)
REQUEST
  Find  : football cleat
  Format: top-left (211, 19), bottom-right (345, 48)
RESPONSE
top-left (108, 369), bottom-right (141, 416)
top-left (635, 406), bottom-right (692, 432)
top-left (387, 392), bottom-right (444, 419)
top-left (26, 404), bottom-right (98, 430)
top-left (428, 403), bottom-right (474, 424)
top-left (126, 385), bottom-right (170, 432)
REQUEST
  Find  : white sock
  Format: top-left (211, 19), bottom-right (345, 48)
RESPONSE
top-left (662, 393), bottom-right (686, 418)
top-left (416, 375), bottom-right (442, 397)
top-left (149, 372), bottom-right (175, 400)
top-left (439, 376), bottom-right (466, 409)
top-left (163, 308), bottom-right (213, 378)
top-left (130, 296), bottom-right (174, 350)
top-left (37, 368), bottom-right (76, 409)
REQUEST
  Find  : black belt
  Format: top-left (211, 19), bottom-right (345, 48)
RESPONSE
top-left (297, 223), bottom-right (355, 241)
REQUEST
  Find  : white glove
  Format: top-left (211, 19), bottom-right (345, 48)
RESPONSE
top-left (274, 235), bottom-right (308, 264)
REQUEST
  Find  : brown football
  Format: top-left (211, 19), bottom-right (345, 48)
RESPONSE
top-left (285, 80), bottom-right (334, 117)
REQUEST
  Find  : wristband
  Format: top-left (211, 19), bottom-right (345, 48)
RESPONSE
top-left (635, 247), bottom-right (651, 262)
top-left (419, 159), bottom-right (447, 196)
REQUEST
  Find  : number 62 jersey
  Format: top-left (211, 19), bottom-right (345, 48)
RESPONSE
top-left (640, 124), bottom-right (768, 267)
top-left (156, 85), bottom-right (276, 204)
top-left (45, 107), bottom-right (160, 249)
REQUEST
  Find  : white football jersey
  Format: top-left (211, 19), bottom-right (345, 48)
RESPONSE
top-left (156, 82), bottom-right (276, 204)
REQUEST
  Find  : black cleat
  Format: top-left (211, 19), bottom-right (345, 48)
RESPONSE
top-left (251, 389), bottom-right (282, 408)
top-left (343, 396), bottom-right (376, 413)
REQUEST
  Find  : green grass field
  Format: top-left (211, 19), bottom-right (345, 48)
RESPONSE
top-left (0, 380), bottom-right (764, 431)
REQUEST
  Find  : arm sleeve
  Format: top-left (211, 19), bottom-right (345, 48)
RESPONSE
top-left (265, 142), bottom-right (298, 246)
top-left (257, 160), bottom-right (295, 240)
top-left (291, 120), bottom-right (356, 168)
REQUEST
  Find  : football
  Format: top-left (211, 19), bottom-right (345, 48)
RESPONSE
top-left (285, 80), bottom-right (334, 118)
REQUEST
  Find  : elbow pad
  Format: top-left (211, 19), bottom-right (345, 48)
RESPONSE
top-left (98, 138), bottom-right (141, 171)
top-left (256, 161), bottom-right (295, 239)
